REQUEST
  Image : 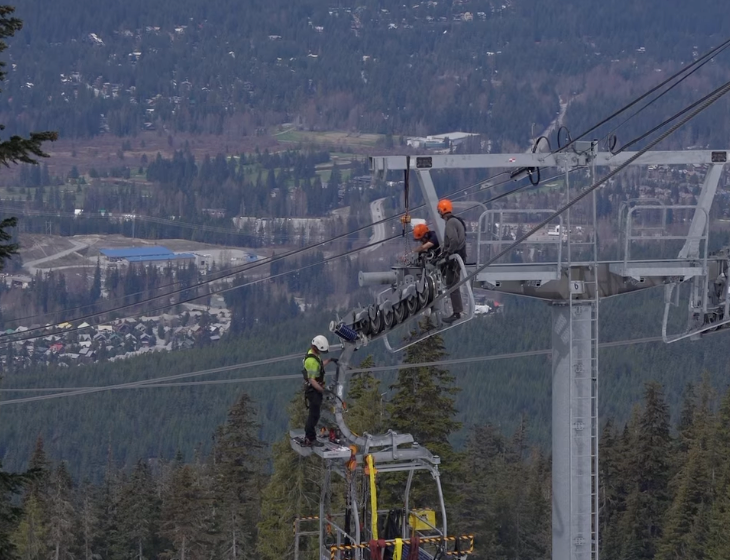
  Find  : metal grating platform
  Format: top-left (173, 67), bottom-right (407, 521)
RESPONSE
top-left (289, 429), bottom-right (353, 460)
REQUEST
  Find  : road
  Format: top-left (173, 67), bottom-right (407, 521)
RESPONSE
top-left (529, 96), bottom-right (570, 151)
top-left (364, 198), bottom-right (387, 253)
top-left (23, 239), bottom-right (89, 275)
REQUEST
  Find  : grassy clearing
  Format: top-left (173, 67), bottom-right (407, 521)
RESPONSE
top-left (276, 129), bottom-right (384, 148)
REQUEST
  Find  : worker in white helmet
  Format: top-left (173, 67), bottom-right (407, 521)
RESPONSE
top-left (302, 335), bottom-right (333, 446)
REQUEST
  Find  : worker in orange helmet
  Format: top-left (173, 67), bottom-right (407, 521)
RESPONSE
top-left (437, 199), bottom-right (467, 324)
top-left (412, 223), bottom-right (440, 255)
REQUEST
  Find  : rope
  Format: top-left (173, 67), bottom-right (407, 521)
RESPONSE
top-left (370, 540), bottom-right (385, 560)
top-left (407, 536), bottom-right (420, 560)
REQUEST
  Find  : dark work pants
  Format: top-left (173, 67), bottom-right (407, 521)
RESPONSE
top-left (305, 389), bottom-right (323, 441)
top-left (444, 261), bottom-right (463, 314)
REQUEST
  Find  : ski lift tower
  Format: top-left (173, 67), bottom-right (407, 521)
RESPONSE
top-left (370, 146), bottom-right (730, 560)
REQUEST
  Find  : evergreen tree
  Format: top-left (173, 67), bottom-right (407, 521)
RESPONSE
top-left (389, 321), bottom-right (461, 448)
top-left (453, 424), bottom-right (505, 557)
top-left (387, 320), bottom-right (461, 505)
top-left (0, 216), bottom-right (18, 269)
top-left (616, 382), bottom-right (673, 559)
top-left (1, 464), bottom-right (37, 560)
top-left (93, 452), bottom-right (123, 560)
top-left (9, 437), bottom-right (52, 559)
top-left (257, 395), bottom-right (321, 560)
top-left (675, 382), bottom-right (697, 458)
top-left (9, 492), bottom-right (46, 560)
top-left (45, 462), bottom-right (76, 560)
top-left (27, 438), bottom-right (51, 495)
top-left (346, 356), bottom-right (388, 436)
top-left (657, 377), bottom-right (715, 559)
top-left (117, 461), bottom-right (160, 560)
top-left (76, 480), bottom-right (101, 560)
top-left (211, 392), bottom-right (266, 559)
top-left (0, 5), bottom-right (57, 195)
top-left (0, 4), bottom-right (57, 362)
top-left (598, 419), bottom-right (631, 559)
top-left (89, 261), bottom-right (102, 304)
top-left (700, 383), bottom-right (730, 559)
top-left (160, 463), bottom-right (214, 559)
top-left (512, 449), bottom-right (551, 559)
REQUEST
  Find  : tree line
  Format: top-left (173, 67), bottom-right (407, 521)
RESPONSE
top-left (5, 325), bottom-right (730, 559)
top-left (2, 0), bottom-right (729, 147)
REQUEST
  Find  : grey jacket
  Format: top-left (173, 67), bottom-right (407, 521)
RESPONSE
top-left (442, 214), bottom-right (466, 258)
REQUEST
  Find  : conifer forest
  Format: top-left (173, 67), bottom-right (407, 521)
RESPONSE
top-left (3, 0), bottom-right (730, 558)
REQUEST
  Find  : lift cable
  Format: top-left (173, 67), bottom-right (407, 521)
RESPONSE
top-left (0, 332), bottom-right (693, 403)
top-left (435, 79), bottom-right (730, 311)
top-left (556, 36), bottom-right (730, 154)
top-left (4, 89), bottom-right (728, 402)
top-left (4, 92), bottom-right (713, 357)
top-left (0, 232), bottom-right (404, 348)
top-left (5, 214), bottom-right (402, 325)
top-left (10, 42), bottom-right (730, 328)
top-left (493, 42), bottom-right (729, 191)
top-left (0, 167), bottom-right (587, 348)
top-left (477, 167), bottom-right (586, 207)
top-left (9, 66), bottom-right (721, 360)
top-left (603, 41), bottom-right (730, 153)
top-left (610, 80), bottom-right (730, 155)
top-left (2, 169), bottom-right (516, 327)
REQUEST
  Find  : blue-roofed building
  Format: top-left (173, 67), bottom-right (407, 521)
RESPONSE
top-left (99, 246), bottom-right (196, 267)
top-left (124, 253), bottom-right (196, 264)
top-left (100, 246), bottom-right (174, 260)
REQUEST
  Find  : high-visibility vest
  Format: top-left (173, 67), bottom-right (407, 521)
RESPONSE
top-left (302, 350), bottom-right (325, 386)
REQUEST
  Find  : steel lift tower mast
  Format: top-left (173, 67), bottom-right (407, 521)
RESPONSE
top-left (370, 146), bottom-right (729, 560)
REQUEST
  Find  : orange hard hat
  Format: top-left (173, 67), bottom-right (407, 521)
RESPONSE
top-left (437, 199), bottom-right (453, 214)
top-left (413, 223), bottom-right (429, 240)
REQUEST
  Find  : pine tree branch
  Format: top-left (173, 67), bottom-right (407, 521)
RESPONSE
top-left (0, 131), bottom-right (58, 167)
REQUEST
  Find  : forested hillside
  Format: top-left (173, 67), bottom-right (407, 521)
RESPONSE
top-left (3, 0), bottom-right (730, 148)
top-left (4, 337), bottom-right (730, 560)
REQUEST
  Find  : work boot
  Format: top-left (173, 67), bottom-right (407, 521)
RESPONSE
top-left (304, 438), bottom-right (324, 447)
top-left (442, 312), bottom-right (461, 324)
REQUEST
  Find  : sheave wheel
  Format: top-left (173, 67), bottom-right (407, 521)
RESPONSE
top-left (382, 307), bottom-right (395, 330)
top-left (393, 301), bottom-right (408, 324)
top-left (424, 275), bottom-right (436, 304)
top-left (369, 309), bottom-right (383, 334)
top-left (406, 295), bottom-right (419, 315)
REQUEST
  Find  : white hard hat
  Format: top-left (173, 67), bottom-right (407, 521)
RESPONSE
top-left (312, 335), bottom-right (329, 353)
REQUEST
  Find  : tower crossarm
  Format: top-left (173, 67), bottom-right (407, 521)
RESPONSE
top-left (370, 149), bottom-right (729, 174)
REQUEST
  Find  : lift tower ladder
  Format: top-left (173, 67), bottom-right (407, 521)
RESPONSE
top-left (561, 149), bottom-right (600, 559)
